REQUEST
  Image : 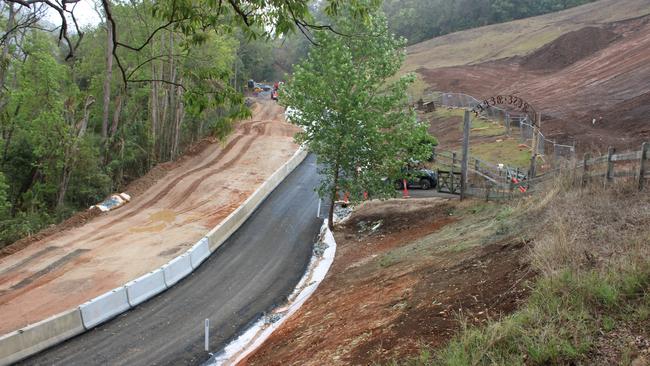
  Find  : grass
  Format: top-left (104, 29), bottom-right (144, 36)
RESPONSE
top-left (425, 107), bottom-right (530, 168)
top-left (470, 139), bottom-right (531, 168)
top-left (468, 118), bottom-right (506, 137)
top-left (400, 177), bottom-right (650, 365)
top-left (432, 108), bottom-right (465, 121)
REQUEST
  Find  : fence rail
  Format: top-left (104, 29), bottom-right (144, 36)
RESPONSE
top-left (431, 142), bottom-right (648, 200)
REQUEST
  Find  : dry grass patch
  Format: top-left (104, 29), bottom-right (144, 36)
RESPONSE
top-left (403, 177), bottom-right (650, 365)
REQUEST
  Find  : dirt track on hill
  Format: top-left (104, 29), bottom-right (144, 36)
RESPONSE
top-left (0, 99), bottom-right (299, 335)
top-left (416, 14), bottom-right (650, 151)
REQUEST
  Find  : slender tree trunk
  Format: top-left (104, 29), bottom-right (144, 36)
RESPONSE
top-left (166, 31), bottom-right (176, 161)
top-left (171, 79), bottom-right (183, 160)
top-left (57, 97), bottom-right (95, 209)
top-left (2, 103), bottom-right (20, 166)
top-left (101, 17), bottom-right (114, 142)
top-left (328, 160), bottom-right (340, 230)
top-left (0, 3), bottom-right (16, 94)
top-left (109, 93), bottom-right (122, 138)
top-left (150, 61), bottom-right (158, 162)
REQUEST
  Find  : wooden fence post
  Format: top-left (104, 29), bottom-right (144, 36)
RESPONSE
top-left (640, 142), bottom-right (648, 191)
top-left (431, 146), bottom-right (436, 162)
top-left (582, 153), bottom-right (590, 187)
top-left (460, 110), bottom-right (470, 200)
top-left (606, 147), bottom-right (615, 183)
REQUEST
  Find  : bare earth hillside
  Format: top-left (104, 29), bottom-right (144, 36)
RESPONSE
top-left (407, 0), bottom-right (650, 151)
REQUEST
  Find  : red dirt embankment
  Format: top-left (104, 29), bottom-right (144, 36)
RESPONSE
top-left (0, 99), bottom-right (299, 335)
top-left (244, 198), bottom-right (533, 365)
top-left (520, 27), bottom-right (619, 71)
top-left (417, 15), bottom-right (650, 151)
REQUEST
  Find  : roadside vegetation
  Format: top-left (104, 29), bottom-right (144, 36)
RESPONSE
top-left (0, 0), bottom-right (376, 248)
top-left (281, 4), bottom-right (436, 228)
top-left (407, 177), bottom-right (650, 365)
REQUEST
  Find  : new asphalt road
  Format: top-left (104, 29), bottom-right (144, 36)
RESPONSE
top-left (22, 154), bottom-right (322, 366)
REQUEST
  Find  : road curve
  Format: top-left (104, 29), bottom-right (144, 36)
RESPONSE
top-left (22, 154), bottom-right (322, 366)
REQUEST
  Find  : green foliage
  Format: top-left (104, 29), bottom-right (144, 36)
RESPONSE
top-left (282, 6), bottom-right (436, 210)
top-left (383, 0), bottom-right (598, 45)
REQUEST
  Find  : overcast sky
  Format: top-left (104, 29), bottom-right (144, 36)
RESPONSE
top-left (45, 0), bottom-right (101, 29)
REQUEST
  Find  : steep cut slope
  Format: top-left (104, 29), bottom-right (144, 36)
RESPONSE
top-left (409, 0), bottom-right (650, 151)
top-left (520, 26), bottom-right (618, 71)
top-left (404, 0), bottom-right (650, 71)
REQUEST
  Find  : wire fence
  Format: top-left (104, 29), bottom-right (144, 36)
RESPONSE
top-left (423, 91), bottom-right (577, 163)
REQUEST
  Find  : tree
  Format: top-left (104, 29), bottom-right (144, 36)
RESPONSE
top-left (281, 6), bottom-right (435, 230)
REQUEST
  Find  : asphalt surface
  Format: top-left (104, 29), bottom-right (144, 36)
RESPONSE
top-left (22, 154), bottom-right (322, 366)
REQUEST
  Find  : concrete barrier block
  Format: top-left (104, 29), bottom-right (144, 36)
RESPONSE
top-left (125, 269), bottom-right (167, 307)
top-left (79, 286), bottom-right (131, 329)
top-left (188, 238), bottom-right (210, 269)
top-left (162, 253), bottom-right (193, 287)
top-left (0, 309), bottom-right (84, 365)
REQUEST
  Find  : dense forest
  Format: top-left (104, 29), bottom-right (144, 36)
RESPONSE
top-left (383, 0), bottom-right (598, 45)
top-left (0, 0), bottom-right (597, 247)
top-left (0, 0), bottom-right (322, 246)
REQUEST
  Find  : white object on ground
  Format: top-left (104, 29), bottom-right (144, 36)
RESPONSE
top-left (93, 193), bottom-right (131, 212)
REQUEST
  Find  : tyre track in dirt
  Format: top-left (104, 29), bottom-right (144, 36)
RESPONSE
top-left (0, 249), bottom-right (90, 305)
top-left (95, 135), bottom-right (247, 231)
top-left (0, 246), bottom-right (58, 276)
top-left (97, 120), bottom-right (268, 230)
top-left (168, 135), bottom-right (258, 208)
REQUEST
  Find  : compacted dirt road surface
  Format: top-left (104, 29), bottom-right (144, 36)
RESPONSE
top-left (0, 99), bottom-right (299, 335)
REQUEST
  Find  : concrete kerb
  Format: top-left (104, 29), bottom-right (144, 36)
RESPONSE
top-left (0, 309), bottom-right (84, 366)
top-left (0, 146), bottom-right (308, 363)
top-left (206, 147), bottom-right (308, 252)
top-left (125, 268), bottom-right (168, 307)
top-left (79, 287), bottom-right (131, 330)
top-left (188, 237), bottom-right (211, 269)
top-left (162, 253), bottom-right (193, 287)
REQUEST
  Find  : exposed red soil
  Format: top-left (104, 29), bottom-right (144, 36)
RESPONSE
top-left (416, 16), bottom-right (650, 152)
top-left (244, 199), bottom-right (533, 366)
top-left (521, 26), bottom-right (619, 71)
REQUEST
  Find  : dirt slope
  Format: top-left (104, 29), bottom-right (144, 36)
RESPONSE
top-left (0, 99), bottom-right (299, 335)
top-left (520, 26), bottom-right (618, 71)
top-left (244, 199), bottom-right (532, 365)
top-left (412, 5), bottom-right (650, 151)
top-left (404, 0), bottom-right (650, 71)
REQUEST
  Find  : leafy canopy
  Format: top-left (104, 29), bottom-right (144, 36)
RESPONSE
top-left (281, 6), bottom-right (435, 207)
